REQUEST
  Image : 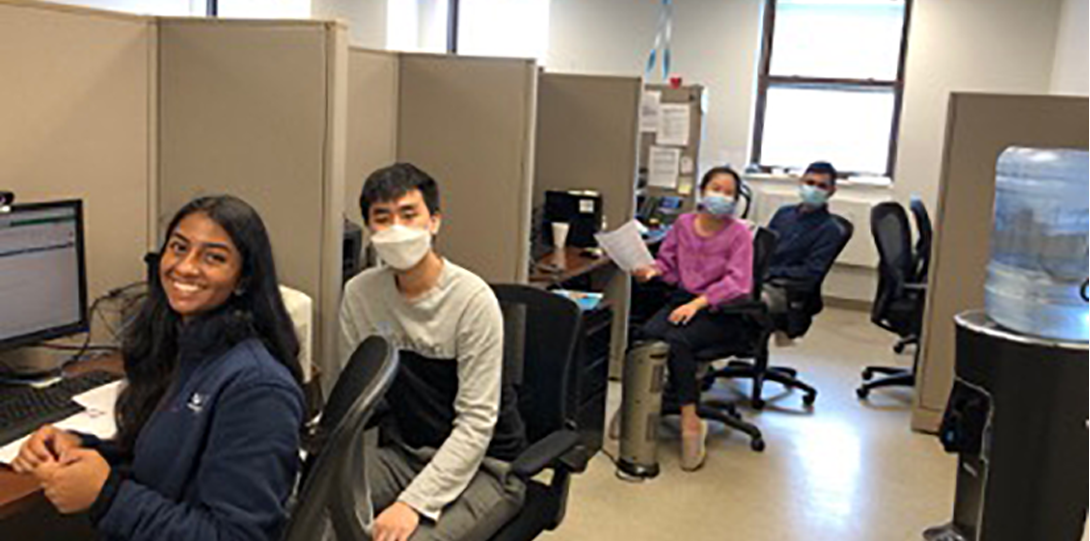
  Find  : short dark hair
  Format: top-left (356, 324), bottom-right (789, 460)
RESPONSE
top-left (805, 162), bottom-right (839, 186)
top-left (359, 163), bottom-right (441, 224)
top-left (700, 166), bottom-right (744, 201)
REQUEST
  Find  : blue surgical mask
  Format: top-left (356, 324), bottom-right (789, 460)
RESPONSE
top-left (800, 184), bottom-right (830, 207)
top-left (700, 194), bottom-right (737, 218)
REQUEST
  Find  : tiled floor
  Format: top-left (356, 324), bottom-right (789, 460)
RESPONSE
top-left (543, 308), bottom-right (960, 541)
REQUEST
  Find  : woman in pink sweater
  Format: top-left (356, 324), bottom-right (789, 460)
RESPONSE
top-left (634, 167), bottom-right (754, 472)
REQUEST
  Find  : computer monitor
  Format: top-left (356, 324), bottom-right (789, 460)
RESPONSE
top-left (0, 200), bottom-right (88, 371)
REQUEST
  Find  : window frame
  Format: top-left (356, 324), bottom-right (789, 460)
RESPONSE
top-left (751, 0), bottom-right (915, 179)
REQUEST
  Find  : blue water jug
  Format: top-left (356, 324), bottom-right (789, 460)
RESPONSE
top-left (986, 147), bottom-right (1089, 342)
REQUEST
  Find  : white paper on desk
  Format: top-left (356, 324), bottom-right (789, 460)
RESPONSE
top-left (648, 146), bottom-right (681, 189)
top-left (639, 90), bottom-right (662, 133)
top-left (0, 381), bottom-right (121, 465)
top-left (657, 103), bottom-right (691, 146)
top-left (595, 221), bottom-right (656, 273)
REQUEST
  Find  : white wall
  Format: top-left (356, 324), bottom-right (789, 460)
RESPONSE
top-left (894, 0), bottom-right (1065, 213)
top-left (312, 0), bottom-right (386, 49)
top-left (1051, 0), bottom-right (1089, 95)
top-left (547, 0), bottom-right (763, 172)
top-left (46, 0), bottom-right (199, 15)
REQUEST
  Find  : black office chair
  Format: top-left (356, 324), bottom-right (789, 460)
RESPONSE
top-left (693, 225), bottom-right (819, 412)
top-left (488, 285), bottom-right (587, 541)
top-left (767, 215), bottom-right (856, 340)
top-left (857, 202), bottom-right (928, 400)
top-left (283, 336), bottom-right (400, 541)
top-left (910, 196), bottom-right (933, 288)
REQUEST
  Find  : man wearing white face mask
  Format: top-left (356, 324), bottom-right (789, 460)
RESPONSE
top-left (767, 162), bottom-right (844, 290)
top-left (338, 164), bottom-right (527, 541)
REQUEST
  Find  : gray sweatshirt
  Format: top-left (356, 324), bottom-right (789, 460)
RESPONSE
top-left (338, 260), bottom-right (525, 521)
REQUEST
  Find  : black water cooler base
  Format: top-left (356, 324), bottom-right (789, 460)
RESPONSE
top-left (927, 311), bottom-right (1088, 541)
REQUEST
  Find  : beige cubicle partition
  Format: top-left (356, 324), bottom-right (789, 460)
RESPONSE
top-left (345, 48), bottom-right (400, 225)
top-left (534, 72), bottom-right (642, 375)
top-left (156, 18), bottom-right (349, 387)
top-left (397, 54), bottom-right (538, 284)
top-left (0, 0), bottom-right (156, 307)
top-left (913, 93), bottom-right (1088, 432)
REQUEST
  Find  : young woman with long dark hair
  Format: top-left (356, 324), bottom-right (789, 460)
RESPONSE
top-left (13, 195), bottom-right (305, 541)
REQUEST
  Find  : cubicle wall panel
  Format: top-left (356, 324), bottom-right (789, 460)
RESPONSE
top-left (0, 1), bottom-right (154, 302)
top-left (397, 54), bottom-right (536, 284)
top-left (345, 49), bottom-right (399, 226)
top-left (535, 73), bottom-right (641, 373)
top-left (157, 19), bottom-right (346, 382)
top-left (913, 93), bottom-right (1088, 432)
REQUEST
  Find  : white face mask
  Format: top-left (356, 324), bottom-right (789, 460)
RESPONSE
top-left (370, 225), bottom-right (433, 271)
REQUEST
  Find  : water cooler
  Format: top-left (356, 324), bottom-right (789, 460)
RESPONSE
top-left (925, 147), bottom-right (1089, 541)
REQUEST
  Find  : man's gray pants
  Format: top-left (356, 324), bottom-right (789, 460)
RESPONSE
top-left (367, 443), bottom-right (526, 541)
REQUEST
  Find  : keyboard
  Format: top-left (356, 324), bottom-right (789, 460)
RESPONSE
top-left (0, 371), bottom-right (122, 448)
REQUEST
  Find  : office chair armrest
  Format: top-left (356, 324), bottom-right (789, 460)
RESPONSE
top-left (509, 430), bottom-right (581, 480)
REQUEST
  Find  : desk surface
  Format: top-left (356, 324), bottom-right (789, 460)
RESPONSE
top-left (0, 355), bottom-right (124, 521)
top-left (529, 247), bottom-right (614, 287)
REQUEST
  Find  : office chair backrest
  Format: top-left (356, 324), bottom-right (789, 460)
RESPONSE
top-left (738, 181), bottom-right (754, 220)
top-left (751, 226), bottom-right (779, 302)
top-left (801, 215), bottom-right (855, 317)
top-left (283, 336), bottom-right (399, 541)
top-left (909, 196), bottom-right (933, 283)
top-left (491, 285), bottom-right (583, 446)
top-left (870, 202), bottom-right (915, 322)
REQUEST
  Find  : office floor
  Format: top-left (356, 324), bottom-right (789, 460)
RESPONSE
top-left (545, 307), bottom-right (959, 541)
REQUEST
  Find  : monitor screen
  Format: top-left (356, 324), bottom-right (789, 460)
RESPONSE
top-left (0, 201), bottom-right (88, 350)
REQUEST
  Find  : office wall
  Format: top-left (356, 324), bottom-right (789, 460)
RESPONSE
top-left (0, 0), bottom-right (155, 306)
top-left (1051, 0), bottom-right (1089, 96)
top-left (157, 18), bottom-right (348, 384)
top-left (547, 0), bottom-right (762, 173)
top-left (312, 0), bottom-right (385, 49)
top-left (397, 54), bottom-right (537, 284)
top-left (43, 0), bottom-right (197, 16)
top-left (345, 48), bottom-right (400, 225)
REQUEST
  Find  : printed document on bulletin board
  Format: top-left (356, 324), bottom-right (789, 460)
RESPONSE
top-left (648, 146), bottom-right (681, 189)
top-left (640, 91), bottom-right (662, 133)
top-left (657, 103), bottom-right (691, 146)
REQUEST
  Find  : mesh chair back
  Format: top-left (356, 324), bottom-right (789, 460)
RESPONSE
top-left (751, 227), bottom-right (779, 301)
top-left (871, 202), bottom-right (915, 324)
top-left (910, 196), bottom-right (933, 283)
top-left (283, 336), bottom-right (399, 541)
top-left (492, 285), bottom-right (583, 445)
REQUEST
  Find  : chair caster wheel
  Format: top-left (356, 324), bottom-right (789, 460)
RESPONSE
top-left (856, 387), bottom-right (870, 400)
top-left (803, 393), bottom-right (817, 407)
top-left (752, 398), bottom-right (766, 411)
top-left (862, 369), bottom-right (874, 381)
top-left (751, 439), bottom-right (766, 453)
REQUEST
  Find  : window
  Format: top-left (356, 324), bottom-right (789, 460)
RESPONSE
top-left (752, 0), bottom-right (912, 177)
top-left (456, 0), bottom-right (550, 60)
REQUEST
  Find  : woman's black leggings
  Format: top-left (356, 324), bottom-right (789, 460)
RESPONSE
top-left (640, 290), bottom-right (752, 406)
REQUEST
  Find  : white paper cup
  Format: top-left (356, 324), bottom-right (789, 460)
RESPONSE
top-left (552, 222), bottom-right (571, 250)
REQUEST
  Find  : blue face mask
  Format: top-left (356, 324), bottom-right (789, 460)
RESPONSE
top-left (800, 184), bottom-right (830, 207)
top-left (700, 194), bottom-right (737, 218)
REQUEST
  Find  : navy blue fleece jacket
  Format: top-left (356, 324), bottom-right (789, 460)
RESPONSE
top-left (82, 327), bottom-right (304, 541)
